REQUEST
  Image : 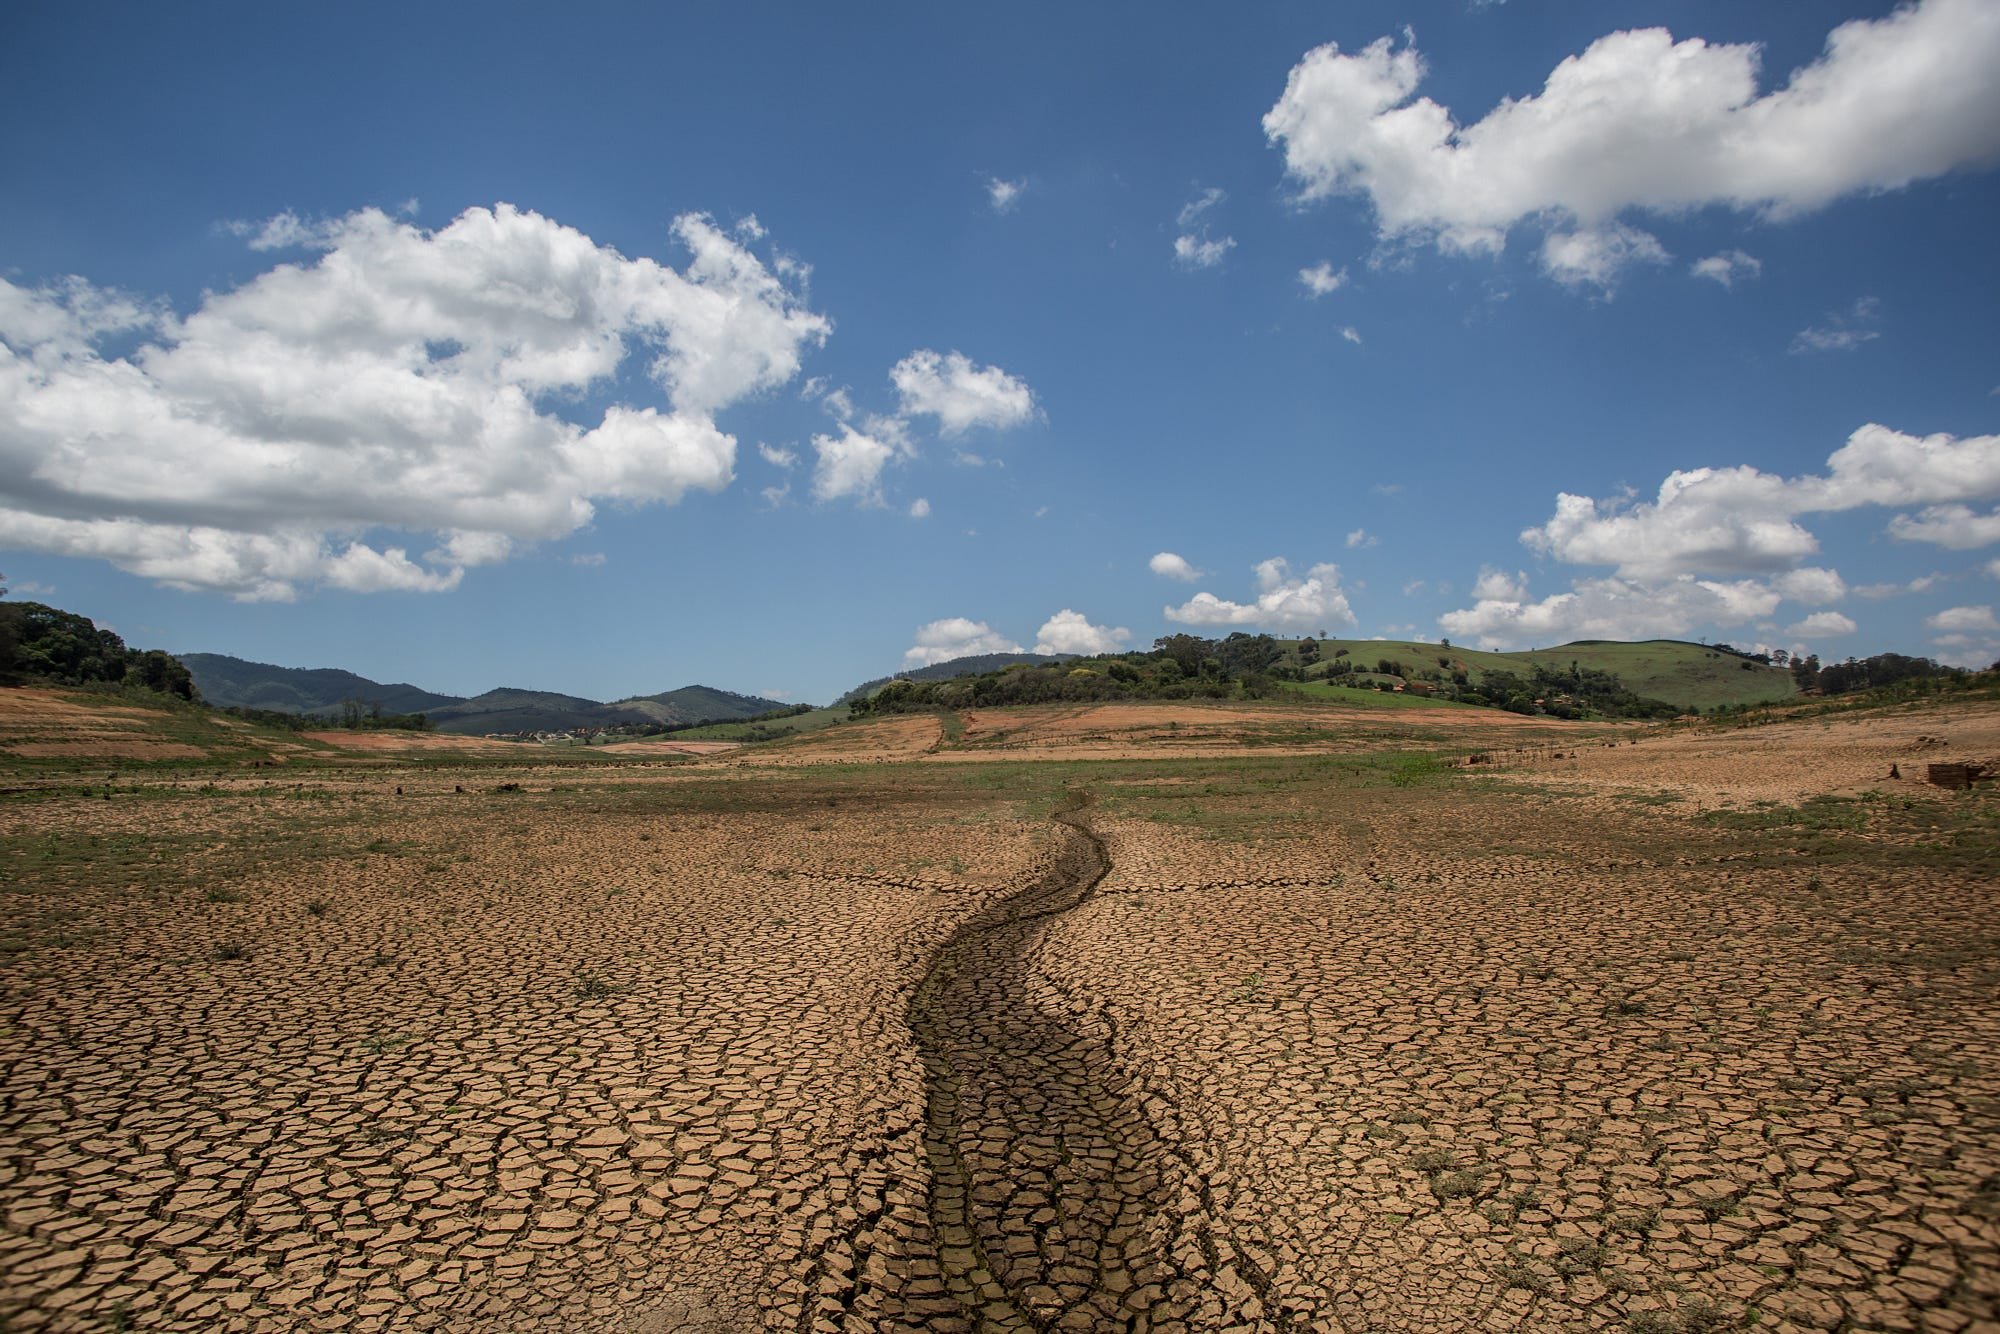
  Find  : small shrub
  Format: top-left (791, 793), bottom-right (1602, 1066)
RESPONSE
top-left (1696, 1194), bottom-right (1741, 1221)
top-left (1676, 1298), bottom-right (1733, 1333)
top-left (305, 900), bottom-right (330, 917)
top-left (214, 941), bottom-right (250, 961)
top-left (204, 887), bottom-right (244, 903)
top-left (1432, 1169), bottom-right (1482, 1200)
top-left (1556, 1237), bottom-right (1608, 1274)
top-left (1610, 1207), bottom-right (1661, 1235)
top-left (1410, 1148), bottom-right (1456, 1173)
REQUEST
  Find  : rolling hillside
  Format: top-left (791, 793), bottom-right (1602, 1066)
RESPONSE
top-left (839, 652), bottom-right (1077, 704)
top-left (1294, 638), bottom-right (1796, 712)
top-left (182, 654), bottom-right (463, 717)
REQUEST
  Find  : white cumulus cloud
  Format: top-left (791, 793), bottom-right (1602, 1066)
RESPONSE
top-left (810, 424), bottom-right (905, 506)
top-left (1887, 504), bottom-right (2000, 549)
top-left (0, 204), bottom-right (829, 600)
top-left (1034, 609), bottom-right (1131, 657)
top-left (1787, 610), bottom-right (1857, 637)
top-left (1926, 605), bottom-right (1999, 633)
top-left (1299, 262), bottom-right (1349, 297)
top-left (1472, 567), bottom-right (1531, 601)
top-left (1691, 250), bottom-right (1762, 288)
top-left (903, 617), bottom-right (1023, 667)
top-left (1540, 224), bottom-right (1668, 291)
top-left (986, 176), bottom-right (1025, 212)
top-left (890, 349), bottom-right (1039, 435)
top-left (909, 497), bottom-right (931, 519)
top-left (1775, 566), bottom-right (1847, 604)
top-left (1439, 575), bottom-right (1781, 650)
top-left (1523, 424), bottom-right (2000, 580)
top-left (1149, 551), bottom-right (1203, 582)
top-left (1165, 557), bottom-right (1357, 631)
top-left (1264, 0), bottom-right (2000, 282)
top-left (1174, 234), bottom-right (1236, 269)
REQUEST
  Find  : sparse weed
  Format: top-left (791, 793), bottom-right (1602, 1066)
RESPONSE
top-left (1556, 1236), bottom-right (1608, 1274)
top-left (1432, 1169), bottom-right (1482, 1200)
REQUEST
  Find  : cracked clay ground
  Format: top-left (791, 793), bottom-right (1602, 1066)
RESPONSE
top-left (2, 697), bottom-right (1998, 1332)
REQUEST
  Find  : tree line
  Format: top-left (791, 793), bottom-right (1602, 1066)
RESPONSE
top-left (847, 632), bottom-right (1685, 720)
top-left (1787, 651), bottom-right (1972, 696)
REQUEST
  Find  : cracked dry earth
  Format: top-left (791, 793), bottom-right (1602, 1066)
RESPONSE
top-left (3, 699), bottom-right (1999, 1332)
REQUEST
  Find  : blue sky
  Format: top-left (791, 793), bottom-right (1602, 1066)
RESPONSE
top-left (3, 0), bottom-right (1998, 703)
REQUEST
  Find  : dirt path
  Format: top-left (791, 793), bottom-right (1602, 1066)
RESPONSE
top-left (888, 795), bottom-right (1226, 1331)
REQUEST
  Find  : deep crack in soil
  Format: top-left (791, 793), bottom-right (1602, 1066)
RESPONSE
top-left (896, 792), bottom-right (1214, 1331)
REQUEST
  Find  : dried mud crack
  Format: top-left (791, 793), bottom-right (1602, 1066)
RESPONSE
top-left (893, 792), bottom-right (1220, 1332)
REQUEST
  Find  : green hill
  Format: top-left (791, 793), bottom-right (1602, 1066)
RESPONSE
top-left (611, 685), bottom-right (794, 727)
top-left (426, 688), bottom-right (609, 734)
top-left (425, 685), bottom-right (789, 735)
top-left (1294, 638), bottom-right (1795, 712)
top-left (182, 653), bottom-right (461, 716)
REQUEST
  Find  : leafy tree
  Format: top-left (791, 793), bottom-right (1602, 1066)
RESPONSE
top-left (0, 574), bottom-right (19, 677)
top-left (134, 649), bottom-right (197, 701)
top-left (0, 598), bottom-right (200, 700)
top-left (1153, 633), bottom-right (1215, 675)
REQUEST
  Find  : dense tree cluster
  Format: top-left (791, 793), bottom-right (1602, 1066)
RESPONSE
top-left (850, 634), bottom-right (1287, 714)
top-left (1788, 651), bottom-right (1966, 696)
top-left (1459, 663), bottom-right (1679, 720)
top-left (0, 595), bottom-right (198, 701)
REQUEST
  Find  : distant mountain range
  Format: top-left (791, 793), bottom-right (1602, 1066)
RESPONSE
top-left (181, 653), bottom-right (787, 735)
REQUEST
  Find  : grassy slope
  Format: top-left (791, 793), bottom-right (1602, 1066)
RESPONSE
top-left (669, 703), bottom-right (854, 742)
top-left (1279, 681), bottom-right (1474, 709)
top-left (0, 687), bottom-right (340, 774)
top-left (1297, 638), bottom-right (1795, 712)
top-left (612, 685), bottom-right (788, 727)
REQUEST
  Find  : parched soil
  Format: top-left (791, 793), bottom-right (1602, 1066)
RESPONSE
top-left (596, 740), bottom-right (744, 757)
top-left (2, 697), bottom-right (1996, 1331)
top-left (1480, 697), bottom-right (2000, 807)
top-left (736, 715), bottom-right (946, 766)
top-left (0, 774), bottom-right (1054, 1331)
top-left (947, 701), bottom-right (1560, 756)
top-left (299, 731), bottom-right (524, 754)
